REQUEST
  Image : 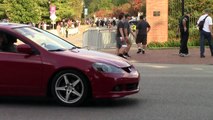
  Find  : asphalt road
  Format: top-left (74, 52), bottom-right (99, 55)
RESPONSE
top-left (0, 63), bottom-right (213, 120)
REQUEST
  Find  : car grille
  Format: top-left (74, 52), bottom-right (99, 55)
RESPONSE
top-left (112, 83), bottom-right (139, 92)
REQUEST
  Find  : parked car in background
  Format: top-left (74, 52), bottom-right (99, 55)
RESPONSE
top-left (0, 23), bottom-right (140, 106)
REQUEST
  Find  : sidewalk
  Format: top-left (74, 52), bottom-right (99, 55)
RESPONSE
top-left (63, 25), bottom-right (213, 65)
top-left (101, 47), bottom-right (213, 65)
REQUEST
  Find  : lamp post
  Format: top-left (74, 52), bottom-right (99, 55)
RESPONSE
top-left (48, 0), bottom-right (51, 12)
top-left (48, 0), bottom-right (51, 6)
top-left (181, 0), bottom-right (184, 16)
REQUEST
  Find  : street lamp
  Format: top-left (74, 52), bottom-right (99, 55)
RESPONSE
top-left (48, 0), bottom-right (51, 13)
top-left (181, 0), bottom-right (184, 16)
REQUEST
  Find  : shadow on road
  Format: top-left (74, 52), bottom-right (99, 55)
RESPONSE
top-left (0, 96), bottom-right (141, 108)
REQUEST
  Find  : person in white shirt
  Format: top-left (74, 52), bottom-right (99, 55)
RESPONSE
top-left (197, 9), bottom-right (213, 58)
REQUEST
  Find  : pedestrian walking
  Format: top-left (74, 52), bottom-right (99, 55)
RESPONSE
top-left (197, 9), bottom-right (213, 58)
top-left (123, 14), bottom-right (136, 57)
top-left (116, 13), bottom-right (127, 58)
top-left (135, 15), bottom-right (151, 54)
top-left (177, 10), bottom-right (190, 57)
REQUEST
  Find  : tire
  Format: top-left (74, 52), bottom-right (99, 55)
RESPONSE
top-left (51, 70), bottom-right (89, 106)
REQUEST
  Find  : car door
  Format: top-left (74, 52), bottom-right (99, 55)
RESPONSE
top-left (0, 35), bottom-right (43, 96)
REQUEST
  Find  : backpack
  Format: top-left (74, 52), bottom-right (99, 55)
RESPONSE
top-left (198, 16), bottom-right (208, 31)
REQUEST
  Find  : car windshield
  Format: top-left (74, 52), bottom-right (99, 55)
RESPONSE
top-left (13, 27), bottom-right (75, 51)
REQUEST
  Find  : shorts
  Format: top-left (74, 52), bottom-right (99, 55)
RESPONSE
top-left (126, 35), bottom-right (132, 45)
top-left (136, 34), bottom-right (147, 45)
top-left (116, 37), bottom-right (127, 49)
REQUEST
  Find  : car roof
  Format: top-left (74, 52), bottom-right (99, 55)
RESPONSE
top-left (0, 23), bottom-right (29, 29)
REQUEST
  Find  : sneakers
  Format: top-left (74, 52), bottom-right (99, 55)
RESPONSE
top-left (179, 53), bottom-right (189, 57)
top-left (123, 52), bottom-right (131, 57)
top-left (137, 49), bottom-right (145, 54)
top-left (142, 50), bottom-right (145, 54)
top-left (200, 55), bottom-right (205, 58)
top-left (118, 54), bottom-right (127, 59)
top-left (137, 49), bottom-right (141, 54)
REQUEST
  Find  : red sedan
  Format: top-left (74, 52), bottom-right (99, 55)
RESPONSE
top-left (0, 23), bottom-right (140, 106)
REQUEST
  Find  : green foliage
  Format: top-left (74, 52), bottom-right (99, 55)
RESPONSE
top-left (3, 0), bottom-right (41, 23)
top-left (188, 39), bottom-right (200, 46)
top-left (53, 0), bottom-right (83, 19)
top-left (112, 0), bottom-right (129, 6)
top-left (169, 0), bottom-right (213, 41)
top-left (164, 40), bottom-right (180, 47)
top-left (87, 0), bottom-right (144, 16)
top-left (147, 39), bottom-right (200, 48)
top-left (0, 0), bottom-right (84, 23)
top-left (147, 41), bottom-right (164, 48)
top-left (189, 26), bottom-right (199, 41)
top-left (88, 0), bottom-right (114, 14)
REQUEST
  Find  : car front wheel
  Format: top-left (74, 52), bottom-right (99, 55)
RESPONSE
top-left (51, 70), bottom-right (89, 106)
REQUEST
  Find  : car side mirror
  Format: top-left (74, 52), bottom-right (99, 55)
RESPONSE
top-left (17, 44), bottom-right (33, 54)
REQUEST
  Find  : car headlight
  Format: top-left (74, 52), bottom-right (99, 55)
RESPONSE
top-left (92, 63), bottom-right (125, 73)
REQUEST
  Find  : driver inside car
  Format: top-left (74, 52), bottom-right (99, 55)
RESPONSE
top-left (0, 33), bottom-right (4, 52)
top-left (1, 35), bottom-right (17, 52)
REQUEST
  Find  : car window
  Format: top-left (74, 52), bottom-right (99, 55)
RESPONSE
top-left (13, 27), bottom-right (75, 51)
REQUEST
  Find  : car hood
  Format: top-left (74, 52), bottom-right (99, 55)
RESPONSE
top-left (54, 48), bottom-right (131, 68)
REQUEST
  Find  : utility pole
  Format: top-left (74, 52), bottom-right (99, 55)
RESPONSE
top-left (181, 0), bottom-right (184, 16)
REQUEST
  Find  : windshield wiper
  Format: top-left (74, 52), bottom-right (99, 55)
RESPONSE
top-left (48, 49), bottom-right (65, 52)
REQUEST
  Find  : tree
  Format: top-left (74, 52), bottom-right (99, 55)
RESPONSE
top-left (88, 0), bottom-right (114, 14)
top-left (87, 0), bottom-right (145, 17)
top-left (36, 0), bottom-right (51, 21)
top-left (112, 0), bottom-right (129, 6)
top-left (49, 0), bottom-right (83, 20)
top-left (0, 0), bottom-right (8, 19)
top-left (168, 0), bottom-right (213, 40)
top-left (0, 0), bottom-right (84, 22)
top-left (3, 0), bottom-right (41, 23)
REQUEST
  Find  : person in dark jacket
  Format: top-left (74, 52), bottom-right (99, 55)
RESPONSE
top-left (123, 14), bottom-right (136, 57)
top-left (177, 10), bottom-right (190, 57)
top-left (135, 15), bottom-right (151, 54)
top-left (116, 13), bottom-right (127, 58)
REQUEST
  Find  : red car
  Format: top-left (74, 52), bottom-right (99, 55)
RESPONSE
top-left (0, 23), bottom-right (140, 106)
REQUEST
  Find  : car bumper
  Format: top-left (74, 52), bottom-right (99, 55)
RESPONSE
top-left (88, 69), bottom-right (140, 98)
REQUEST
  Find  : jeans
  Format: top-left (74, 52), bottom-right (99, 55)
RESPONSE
top-left (200, 30), bottom-right (213, 56)
top-left (179, 31), bottom-right (189, 54)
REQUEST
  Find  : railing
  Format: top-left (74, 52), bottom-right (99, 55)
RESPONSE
top-left (82, 27), bottom-right (136, 50)
top-left (68, 27), bottom-right (79, 36)
top-left (48, 27), bottom-right (79, 36)
top-left (82, 28), bottom-right (117, 50)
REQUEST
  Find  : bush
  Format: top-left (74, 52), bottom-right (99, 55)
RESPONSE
top-left (188, 39), bottom-right (199, 46)
top-left (189, 26), bottom-right (199, 41)
top-left (164, 39), bottom-right (180, 47)
top-left (147, 39), bottom-right (200, 48)
top-left (147, 41), bottom-right (164, 48)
